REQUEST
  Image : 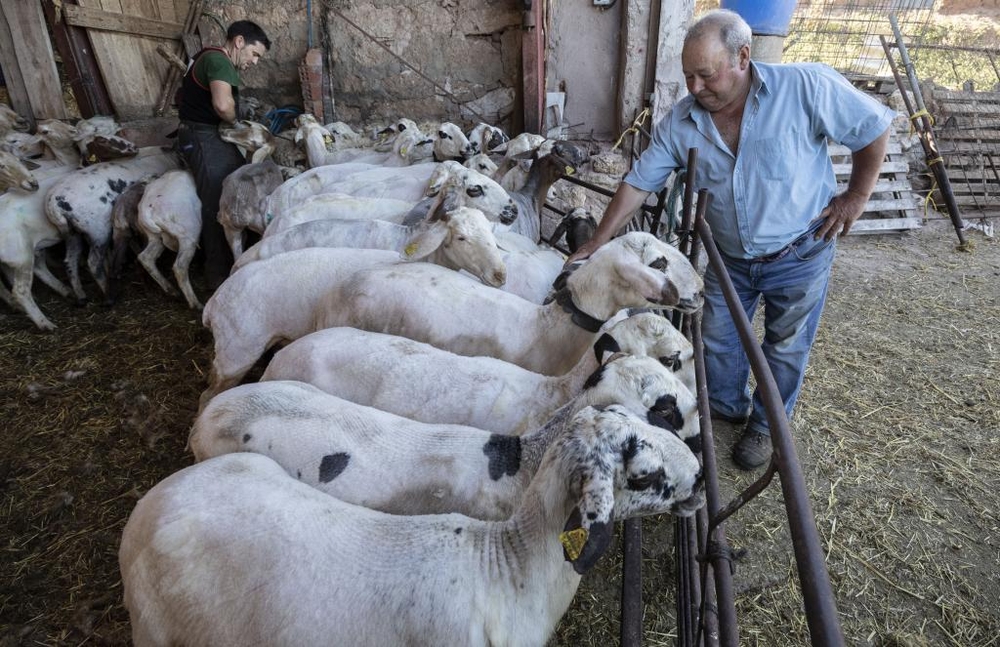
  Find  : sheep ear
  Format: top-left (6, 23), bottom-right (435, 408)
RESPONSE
top-left (614, 259), bottom-right (679, 306)
top-left (401, 222), bottom-right (448, 261)
top-left (294, 128), bottom-right (304, 144)
top-left (592, 332), bottom-right (621, 363)
top-left (560, 507), bottom-right (613, 575)
top-left (427, 196), bottom-right (454, 223)
top-left (425, 167), bottom-right (451, 196)
top-left (250, 143), bottom-right (273, 164)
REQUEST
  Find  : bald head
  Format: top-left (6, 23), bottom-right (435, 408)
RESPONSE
top-left (685, 9), bottom-right (752, 66)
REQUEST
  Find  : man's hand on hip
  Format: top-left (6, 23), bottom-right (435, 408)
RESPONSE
top-left (815, 190), bottom-right (868, 241)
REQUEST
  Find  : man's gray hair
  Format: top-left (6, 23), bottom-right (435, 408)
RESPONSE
top-left (685, 9), bottom-right (752, 64)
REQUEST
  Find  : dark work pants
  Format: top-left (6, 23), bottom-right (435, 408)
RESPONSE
top-left (176, 122), bottom-right (245, 282)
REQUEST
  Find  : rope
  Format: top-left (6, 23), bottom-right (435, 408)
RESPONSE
top-left (908, 108), bottom-right (935, 134)
top-left (612, 107), bottom-right (650, 152)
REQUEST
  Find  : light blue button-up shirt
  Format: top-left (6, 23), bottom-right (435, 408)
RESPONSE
top-left (625, 62), bottom-right (895, 259)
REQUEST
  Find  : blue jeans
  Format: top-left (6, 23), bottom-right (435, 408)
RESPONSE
top-left (702, 223), bottom-right (837, 436)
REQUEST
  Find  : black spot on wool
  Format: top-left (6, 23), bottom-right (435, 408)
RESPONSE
top-left (621, 435), bottom-right (640, 462)
top-left (242, 433), bottom-right (252, 444)
top-left (483, 435), bottom-right (521, 481)
top-left (318, 452), bottom-right (350, 483)
top-left (107, 178), bottom-right (128, 194)
top-left (55, 197), bottom-right (72, 213)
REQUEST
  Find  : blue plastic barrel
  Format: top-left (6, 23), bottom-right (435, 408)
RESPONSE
top-left (720, 0), bottom-right (798, 37)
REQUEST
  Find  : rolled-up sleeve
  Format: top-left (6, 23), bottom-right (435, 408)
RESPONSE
top-left (810, 64), bottom-right (894, 151)
top-left (624, 111), bottom-right (685, 192)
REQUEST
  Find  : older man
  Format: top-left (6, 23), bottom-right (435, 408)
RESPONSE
top-left (176, 20), bottom-right (271, 290)
top-left (568, 10), bottom-right (892, 469)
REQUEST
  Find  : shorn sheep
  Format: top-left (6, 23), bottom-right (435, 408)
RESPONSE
top-left (231, 204), bottom-right (506, 278)
top-left (133, 170), bottom-right (204, 309)
top-left (43, 148), bottom-right (181, 301)
top-left (259, 311), bottom-right (695, 436)
top-left (190, 361), bottom-right (698, 519)
top-left (121, 405), bottom-right (703, 647)
top-left (0, 163), bottom-right (76, 330)
top-left (200, 232), bottom-right (703, 404)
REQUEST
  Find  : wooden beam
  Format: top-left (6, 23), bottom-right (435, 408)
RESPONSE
top-left (0, 0), bottom-right (66, 120)
top-left (64, 4), bottom-right (182, 40)
top-left (42, 0), bottom-right (114, 118)
top-left (520, 2), bottom-right (545, 135)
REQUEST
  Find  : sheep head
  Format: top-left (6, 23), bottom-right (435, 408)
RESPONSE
top-left (554, 405), bottom-right (703, 574)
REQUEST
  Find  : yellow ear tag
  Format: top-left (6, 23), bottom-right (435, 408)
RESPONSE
top-left (403, 242), bottom-right (419, 257)
top-left (400, 145), bottom-right (410, 156)
top-left (323, 135), bottom-right (333, 145)
top-left (88, 154), bottom-right (97, 162)
top-left (559, 528), bottom-right (588, 561)
top-left (564, 166), bottom-right (575, 175)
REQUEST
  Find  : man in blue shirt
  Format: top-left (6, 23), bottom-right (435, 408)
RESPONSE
top-left (568, 9), bottom-right (892, 469)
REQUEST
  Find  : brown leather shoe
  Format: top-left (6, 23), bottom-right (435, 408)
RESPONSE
top-left (732, 428), bottom-right (772, 470)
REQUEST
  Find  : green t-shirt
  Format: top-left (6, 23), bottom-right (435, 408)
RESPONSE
top-left (193, 50), bottom-right (240, 88)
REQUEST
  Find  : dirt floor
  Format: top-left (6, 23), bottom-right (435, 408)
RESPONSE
top-left (0, 216), bottom-right (997, 646)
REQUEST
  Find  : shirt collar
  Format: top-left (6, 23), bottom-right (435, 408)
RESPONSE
top-left (679, 59), bottom-right (772, 123)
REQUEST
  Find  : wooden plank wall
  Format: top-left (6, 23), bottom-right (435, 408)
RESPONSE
top-left (0, 0), bottom-right (67, 123)
top-left (74, 0), bottom-right (190, 118)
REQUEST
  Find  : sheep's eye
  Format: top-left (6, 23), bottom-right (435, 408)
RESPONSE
top-left (456, 235), bottom-right (467, 242)
top-left (466, 185), bottom-right (484, 198)
top-left (649, 257), bottom-right (668, 271)
top-left (627, 474), bottom-right (658, 491)
top-left (438, 131), bottom-right (449, 139)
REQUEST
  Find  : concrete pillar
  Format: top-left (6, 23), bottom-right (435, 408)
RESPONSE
top-left (751, 34), bottom-right (785, 63)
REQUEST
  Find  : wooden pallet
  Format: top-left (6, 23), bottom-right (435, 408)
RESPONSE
top-left (828, 135), bottom-right (922, 234)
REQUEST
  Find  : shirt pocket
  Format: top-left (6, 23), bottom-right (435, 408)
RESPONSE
top-left (753, 135), bottom-right (800, 181)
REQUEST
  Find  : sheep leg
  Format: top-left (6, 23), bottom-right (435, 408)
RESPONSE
top-left (32, 251), bottom-right (72, 299)
top-left (0, 280), bottom-right (15, 309)
top-left (198, 364), bottom-right (248, 412)
top-left (172, 242), bottom-right (203, 310)
top-left (224, 225), bottom-right (244, 261)
top-left (63, 233), bottom-right (88, 303)
top-left (8, 261), bottom-right (56, 331)
top-left (87, 242), bottom-right (110, 297)
top-left (137, 236), bottom-right (179, 297)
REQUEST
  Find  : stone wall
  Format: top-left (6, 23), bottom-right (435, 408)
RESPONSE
top-left (209, 1), bottom-right (521, 132)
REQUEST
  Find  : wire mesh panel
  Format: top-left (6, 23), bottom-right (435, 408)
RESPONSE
top-left (783, 0), bottom-right (937, 77)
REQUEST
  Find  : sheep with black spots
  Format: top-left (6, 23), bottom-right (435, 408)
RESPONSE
top-left (122, 405), bottom-right (703, 647)
top-left (191, 355), bottom-right (698, 519)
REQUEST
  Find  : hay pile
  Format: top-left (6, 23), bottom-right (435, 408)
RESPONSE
top-left (1, 220), bottom-right (998, 645)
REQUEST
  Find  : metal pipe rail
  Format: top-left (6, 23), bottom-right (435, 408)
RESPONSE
top-left (694, 200), bottom-right (845, 646)
top-left (551, 164), bottom-right (843, 646)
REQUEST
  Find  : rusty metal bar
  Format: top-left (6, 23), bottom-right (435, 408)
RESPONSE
top-left (621, 518), bottom-right (643, 646)
top-left (694, 202), bottom-right (844, 646)
top-left (883, 19), bottom-right (967, 247)
top-left (685, 188), bottom-right (738, 647)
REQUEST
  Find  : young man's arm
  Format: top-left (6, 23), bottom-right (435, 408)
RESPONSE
top-left (210, 80), bottom-right (237, 124)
